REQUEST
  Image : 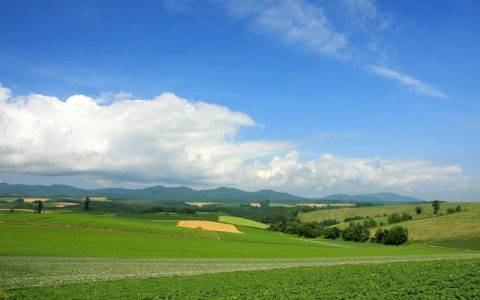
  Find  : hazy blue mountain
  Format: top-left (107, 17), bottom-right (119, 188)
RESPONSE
top-left (0, 183), bottom-right (306, 202)
top-left (0, 183), bottom-right (422, 203)
top-left (320, 193), bottom-right (423, 203)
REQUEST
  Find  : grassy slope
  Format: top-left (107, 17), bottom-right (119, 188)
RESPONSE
top-left (6, 259), bottom-right (480, 299)
top-left (300, 203), bottom-right (480, 247)
top-left (0, 212), bottom-right (464, 258)
top-left (218, 215), bottom-right (268, 228)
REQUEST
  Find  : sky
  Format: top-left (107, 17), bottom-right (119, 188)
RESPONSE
top-left (0, 0), bottom-right (479, 200)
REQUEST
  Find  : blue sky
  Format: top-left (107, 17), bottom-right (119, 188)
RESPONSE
top-left (0, 0), bottom-right (479, 200)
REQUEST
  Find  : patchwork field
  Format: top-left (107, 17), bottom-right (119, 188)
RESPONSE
top-left (1, 204), bottom-right (480, 298)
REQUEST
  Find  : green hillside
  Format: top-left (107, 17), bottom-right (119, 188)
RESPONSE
top-left (218, 215), bottom-right (269, 229)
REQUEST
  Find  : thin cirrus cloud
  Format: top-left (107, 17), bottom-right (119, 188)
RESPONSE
top-left (210, 0), bottom-right (447, 99)
top-left (0, 84), bottom-right (467, 197)
top-left (368, 65), bottom-right (448, 99)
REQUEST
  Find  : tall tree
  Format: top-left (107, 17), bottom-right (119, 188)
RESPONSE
top-left (35, 200), bottom-right (43, 214)
top-left (431, 199), bottom-right (440, 214)
top-left (84, 196), bottom-right (90, 211)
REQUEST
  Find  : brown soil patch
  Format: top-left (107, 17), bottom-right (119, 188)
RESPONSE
top-left (177, 220), bottom-right (243, 234)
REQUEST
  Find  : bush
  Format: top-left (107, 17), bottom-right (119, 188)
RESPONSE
top-left (344, 216), bottom-right (363, 222)
top-left (296, 222), bottom-right (323, 238)
top-left (388, 212), bottom-right (411, 224)
top-left (401, 213), bottom-right (412, 221)
top-left (373, 226), bottom-right (408, 245)
top-left (447, 208), bottom-right (455, 214)
top-left (362, 218), bottom-right (377, 228)
top-left (415, 206), bottom-right (422, 215)
top-left (455, 206), bottom-right (461, 212)
top-left (319, 219), bottom-right (339, 226)
top-left (341, 222), bottom-right (370, 242)
top-left (323, 227), bottom-right (341, 239)
top-left (387, 213), bottom-right (402, 224)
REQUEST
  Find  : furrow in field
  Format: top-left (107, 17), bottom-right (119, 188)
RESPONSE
top-left (2, 254), bottom-right (480, 289)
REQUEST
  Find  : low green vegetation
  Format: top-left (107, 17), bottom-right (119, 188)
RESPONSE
top-left (218, 215), bottom-right (268, 228)
top-left (0, 212), bottom-right (464, 258)
top-left (5, 259), bottom-right (480, 299)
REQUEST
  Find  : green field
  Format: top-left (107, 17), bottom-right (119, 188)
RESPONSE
top-left (4, 258), bottom-right (480, 299)
top-left (218, 215), bottom-right (269, 228)
top-left (0, 212), bottom-right (463, 258)
top-left (2, 204), bottom-right (480, 298)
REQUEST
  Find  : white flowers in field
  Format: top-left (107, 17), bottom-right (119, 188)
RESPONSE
top-left (2, 254), bottom-right (479, 289)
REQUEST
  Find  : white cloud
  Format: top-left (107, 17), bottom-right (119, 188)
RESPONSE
top-left (0, 85), bottom-right (468, 197)
top-left (368, 65), bottom-right (448, 99)
top-left (219, 0), bottom-right (347, 57)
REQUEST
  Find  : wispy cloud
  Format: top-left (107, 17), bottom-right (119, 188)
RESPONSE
top-left (220, 0), bottom-right (347, 57)
top-left (368, 65), bottom-right (448, 99)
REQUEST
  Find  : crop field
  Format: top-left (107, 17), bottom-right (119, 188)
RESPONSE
top-left (3, 258), bottom-right (479, 299)
top-left (176, 220), bottom-right (243, 233)
top-left (218, 215), bottom-right (268, 228)
top-left (2, 208), bottom-right (480, 298)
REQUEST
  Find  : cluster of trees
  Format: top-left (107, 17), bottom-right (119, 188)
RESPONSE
top-left (269, 218), bottom-right (340, 238)
top-left (372, 226), bottom-right (409, 245)
top-left (387, 212), bottom-right (412, 224)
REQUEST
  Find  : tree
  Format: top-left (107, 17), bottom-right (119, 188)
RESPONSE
top-left (373, 226), bottom-right (409, 245)
top-left (415, 206), bottom-right (422, 215)
top-left (34, 200), bottom-right (43, 214)
top-left (84, 196), bottom-right (90, 211)
top-left (432, 199), bottom-right (441, 214)
top-left (323, 227), bottom-right (341, 239)
top-left (341, 222), bottom-right (370, 242)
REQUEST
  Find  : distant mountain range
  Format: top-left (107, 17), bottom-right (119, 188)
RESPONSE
top-left (320, 193), bottom-right (423, 203)
top-left (0, 183), bottom-right (423, 203)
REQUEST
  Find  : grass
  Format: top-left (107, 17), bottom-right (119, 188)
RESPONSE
top-left (299, 202), bottom-right (475, 223)
top-left (300, 202), bottom-right (480, 248)
top-left (4, 258), bottom-right (480, 299)
top-left (0, 212), bottom-right (466, 258)
top-left (218, 215), bottom-right (268, 229)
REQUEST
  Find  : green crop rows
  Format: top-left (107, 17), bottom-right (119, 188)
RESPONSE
top-left (5, 259), bottom-right (480, 299)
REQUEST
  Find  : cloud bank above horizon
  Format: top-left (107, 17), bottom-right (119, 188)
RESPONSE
top-left (0, 85), bottom-right (469, 198)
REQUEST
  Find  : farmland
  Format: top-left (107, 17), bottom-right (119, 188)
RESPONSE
top-left (1, 201), bottom-right (480, 298)
top-left (3, 258), bottom-right (480, 299)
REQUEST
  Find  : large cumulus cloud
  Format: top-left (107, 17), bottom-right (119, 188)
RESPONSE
top-left (0, 85), bottom-right (469, 196)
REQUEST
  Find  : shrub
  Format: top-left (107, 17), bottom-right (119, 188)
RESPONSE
top-left (296, 222), bottom-right (322, 238)
top-left (387, 213), bottom-right (402, 224)
top-left (415, 206), bottom-right (422, 215)
top-left (447, 208), bottom-right (455, 214)
top-left (401, 213), bottom-right (412, 221)
top-left (320, 219), bottom-right (339, 226)
top-left (362, 218), bottom-right (377, 228)
top-left (323, 227), bottom-right (341, 239)
top-left (341, 222), bottom-right (370, 242)
top-left (373, 226), bottom-right (408, 245)
top-left (455, 206), bottom-right (461, 212)
top-left (344, 216), bottom-right (363, 222)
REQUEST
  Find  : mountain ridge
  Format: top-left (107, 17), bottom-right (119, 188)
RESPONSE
top-left (0, 182), bottom-right (423, 203)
